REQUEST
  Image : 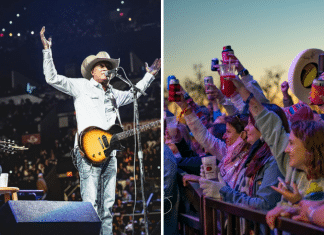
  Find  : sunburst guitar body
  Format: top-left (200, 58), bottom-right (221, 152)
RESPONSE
top-left (78, 120), bottom-right (160, 165)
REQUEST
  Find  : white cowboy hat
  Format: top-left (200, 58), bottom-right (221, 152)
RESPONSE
top-left (288, 48), bottom-right (324, 103)
top-left (81, 51), bottom-right (120, 79)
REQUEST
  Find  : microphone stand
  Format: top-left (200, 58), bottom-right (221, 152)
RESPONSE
top-left (114, 71), bottom-right (149, 235)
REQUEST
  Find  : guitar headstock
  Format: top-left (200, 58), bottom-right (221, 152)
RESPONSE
top-left (0, 139), bottom-right (29, 154)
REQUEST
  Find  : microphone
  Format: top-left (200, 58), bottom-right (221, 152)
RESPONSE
top-left (104, 68), bottom-right (118, 78)
top-left (105, 67), bottom-right (147, 96)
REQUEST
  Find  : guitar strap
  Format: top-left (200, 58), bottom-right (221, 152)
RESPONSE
top-left (108, 86), bottom-right (124, 130)
top-left (114, 106), bottom-right (124, 130)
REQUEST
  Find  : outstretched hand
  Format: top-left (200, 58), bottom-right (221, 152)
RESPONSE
top-left (40, 26), bottom-right (52, 50)
top-left (271, 182), bottom-right (302, 204)
top-left (145, 58), bottom-right (161, 76)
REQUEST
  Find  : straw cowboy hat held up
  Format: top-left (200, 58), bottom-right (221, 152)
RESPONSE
top-left (288, 48), bottom-right (324, 104)
top-left (81, 51), bottom-right (120, 80)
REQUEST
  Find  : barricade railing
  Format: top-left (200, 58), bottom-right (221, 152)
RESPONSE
top-left (180, 181), bottom-right (324, 235)
top-left (178, 180), bottom-right (204, 234)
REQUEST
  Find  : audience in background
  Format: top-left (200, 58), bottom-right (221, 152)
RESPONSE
top-left (164, 55), bottom-right (324, 233)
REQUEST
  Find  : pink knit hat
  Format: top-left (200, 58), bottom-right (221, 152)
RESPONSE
top-left (290, 105), bottom-right (314, 123)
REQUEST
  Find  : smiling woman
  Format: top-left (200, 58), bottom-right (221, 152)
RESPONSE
top-left (286, 120), bottom-right (324, 180)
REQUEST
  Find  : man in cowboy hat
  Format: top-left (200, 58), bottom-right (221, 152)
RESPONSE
top-left (40, 26), bottom-right (160, 235)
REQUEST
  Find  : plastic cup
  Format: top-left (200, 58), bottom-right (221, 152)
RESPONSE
top-left (165, 116), bottom-right (178, 141)
top-left (0, 173), bottom-right (8, 187)
top-left (219, 64), bottom-right (236, 97)
top-left (201, 156), bottom-right (217, 180)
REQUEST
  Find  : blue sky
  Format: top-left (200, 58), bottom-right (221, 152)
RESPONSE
top-left (164, 0), bottom-right (324, 88)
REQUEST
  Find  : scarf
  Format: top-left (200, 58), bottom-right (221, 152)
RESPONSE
top-left (244, 139), bottom-right (272, 195)
top-left (219, 137), bottom-right (250, 188)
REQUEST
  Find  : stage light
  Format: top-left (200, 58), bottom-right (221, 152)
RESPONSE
top-left (17, 14), bottom-right (20, 17)
top-left (120, 12), bottom-right (124, 16)
top-left (9, 33), bottom-right (12, 37)
top-left (117, 8), bottom-right (120, 11)
top-left (31, 31), bottom-right (34, 35)
top-left (2, 29), bottom-right (5, 32)
top-left (9, 21), bottom-right (13, 24)
top-left (0, 34), bottom-right (4, 37)
top-left (17, 33), bottom-right (20, 36)
top-left (121, 1), bottom-right (124, 4)
top-left (129, 18), bottom-right (132, 21)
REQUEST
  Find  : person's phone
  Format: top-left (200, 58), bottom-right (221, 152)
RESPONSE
top-left (277, 177), bottom-right (294, 192)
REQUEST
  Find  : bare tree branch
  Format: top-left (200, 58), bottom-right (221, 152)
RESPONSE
top-left (260, 66), bottom-right (285, 103)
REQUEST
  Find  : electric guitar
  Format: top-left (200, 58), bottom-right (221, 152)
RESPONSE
top-left (78, 120), bottom-right (160, 164)
top-left (0, 140), bottom-right (29, 153)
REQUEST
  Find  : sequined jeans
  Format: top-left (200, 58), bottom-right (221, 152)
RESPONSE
top-left (74, 148), bottom-right (117, 235)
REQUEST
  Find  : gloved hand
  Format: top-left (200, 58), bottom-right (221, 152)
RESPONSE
top-left (199, 173), bottom-right (226, 199)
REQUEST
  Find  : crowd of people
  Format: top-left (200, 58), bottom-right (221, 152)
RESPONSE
top-left (113, 128), bottom-right (161, 235)
top-left (164, 55), bottom-right (324, 234)
top-left (0, 89), bottom-right (61, 139)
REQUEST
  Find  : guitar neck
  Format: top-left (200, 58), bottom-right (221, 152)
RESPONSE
top-left (0, 140), bottom-right (29, 152)
top-left (116, 120), bottom-right (161, 140)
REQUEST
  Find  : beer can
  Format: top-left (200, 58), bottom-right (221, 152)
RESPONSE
top-left (204, 76), bottom-right (215, 100)
top-left (204, 76), bottom-right (214, 85)
top-left (211, 58), bottom-right (219, 71)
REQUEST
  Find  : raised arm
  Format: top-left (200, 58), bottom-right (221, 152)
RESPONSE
top-left (174, 85), bottom-right (227, 161)
top-left (281, 81), bottom-right (294, 107)
top-left (40, 26), bottom-right (81, 97)
top-left (40, 26), bottom-right (52, 50)
top-left (233, 55), bottom-right (269, 104)
top-left (230, 76), bottom-right (290, 176)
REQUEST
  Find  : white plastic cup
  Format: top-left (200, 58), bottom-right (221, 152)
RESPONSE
top-left (166, 116), bottom-right (177, 128)
top-left (0, 173), bottom-right (8, 187)
top-left (165, 116), bottom-right (178, 141)
top-left (201, 156), bottom-right (217, 180)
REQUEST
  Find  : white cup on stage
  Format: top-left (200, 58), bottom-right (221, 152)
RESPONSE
top-left (165, 116), bottom-right (178, 142)
top-left (201, 156), bottom-right (217, 180)
top-left (0, 173), bottom-right (8, 187)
